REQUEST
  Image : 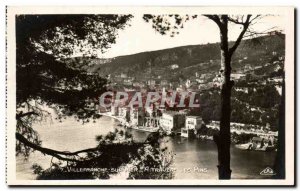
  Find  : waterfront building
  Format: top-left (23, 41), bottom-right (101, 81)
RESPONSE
top-left (118, 107), bottom-right (128, 119)
top-left (181, 116), bottom-right (203, 138)
top-left (129, 106), bottom-right (139, 126)
top-left (160, 111), bottom-right (185, 134)
top-left (110, 99), bottom-right (123, 116)
top-left (185, 116), bottom-right (203, 130)
top-left (143, 116), bottom-right (160, 128)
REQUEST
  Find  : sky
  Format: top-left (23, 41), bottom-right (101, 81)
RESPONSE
top-left (98, 15), bottom-right (285, 58)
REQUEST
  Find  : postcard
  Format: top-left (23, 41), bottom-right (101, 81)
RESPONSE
top-left (6, 6), bottom-right (295, 186)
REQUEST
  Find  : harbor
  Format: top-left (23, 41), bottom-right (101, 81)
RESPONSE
top-left (16, 115), bottom-right (277, 180)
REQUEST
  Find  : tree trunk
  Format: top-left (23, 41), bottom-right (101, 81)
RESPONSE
top-left (217, 77), bottom-right (233, 179)
top-left (274, 75), bottom-right (285, 179)
top-left (214, 16), bottom-right (233, 179)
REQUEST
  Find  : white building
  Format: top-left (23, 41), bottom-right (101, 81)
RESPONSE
top-left (185, 79), bottom-right (191, 88)
top-left (181, 116), bottom-right (203, 138)
top-left (161, 113), bottom-right (174, 133)
top-left (118, 107), bottom-right (128, 118)
top-left (160, 111), bottom-right (185, 134)
top-left (111, 105), bottom-right (119, 116)
top-left (129, 106), bottom-right (139, 126)
top-left (170, 64), bottom-right (179, 70)
top-left (185, 116), bottom-right (203, 130)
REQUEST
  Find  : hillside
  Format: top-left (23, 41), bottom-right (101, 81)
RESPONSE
top-left (87, 34), bottom-right (285, 80)
top-left (81, 34), bottom-right (284, 130)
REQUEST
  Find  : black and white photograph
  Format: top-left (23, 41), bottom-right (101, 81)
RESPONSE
top-left (5, 6), bottom-right (295, 186)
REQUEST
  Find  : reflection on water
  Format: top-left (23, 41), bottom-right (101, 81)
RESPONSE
top-left (16, 116), bottom-right (276, 180)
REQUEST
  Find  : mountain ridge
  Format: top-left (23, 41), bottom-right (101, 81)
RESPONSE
top-left (89, 34), bottom-right (284, 81)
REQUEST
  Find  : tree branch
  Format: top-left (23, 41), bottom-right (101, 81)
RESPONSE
top-left (249, 15), bottom-right (262, 23)
top-left (227, 17), bottom-right (245, 25)
top-left (242, 27), bottom-right (280, 38)
top-left (204, 15), bottom-right (222, 27)
top-left (228, 15), bottom-right (252, 56)
top-left (16, 132), bottom-right (147, 163)
top-left (16, 112), bottom-right (38, 120)
top-left (16, 132), bottom-right (100, 162)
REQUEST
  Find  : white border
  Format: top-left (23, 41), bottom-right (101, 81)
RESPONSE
top-left (5, 6), bottom-right (295, 186)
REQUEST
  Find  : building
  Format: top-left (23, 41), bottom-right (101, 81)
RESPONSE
top-left (185, 79), bottom-right (191, 88)
top-left (170, 64), bottom-right (179, 70)
top-left (129, 106), bottom-right (139, 126)
top-left (133, 81), bottom-right (144, 88)
top-left (143, 117), bottom-right (160, 128)
top-left (147, 79), bottom-right (156, 86)
top-left (118, 107), bottom-right (128, 119)
top-left (123, 77), bottom-right (133, 86)
top-left (181, 116), bottom-right (203, 138)
top-left (212, 75), bottom-right (222, 87)
top-left (185, 116), bottom-right (203, 130)
top-left (160, 79), bottom-right (169, 86)
top-left (110, 98), bottom-right (125, 116)
top-left (160, 111), bottom-right (185, 134)
top-left (131, 107), bottom-right (160, 130)
top-left (111, 105), bottom-right (119, 116)
top-left (196, 79), bottom-right (205, 84)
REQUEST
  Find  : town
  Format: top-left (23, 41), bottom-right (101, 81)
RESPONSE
top-left (92, 95), bottom-right (278, 151)
top-left (81, 45), bottom-right (283, 152)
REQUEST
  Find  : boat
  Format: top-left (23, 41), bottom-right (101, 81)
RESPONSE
top-left (235, 143), bottom-right (276, 152)
top-left (235, 143), bottom-right (252, 150)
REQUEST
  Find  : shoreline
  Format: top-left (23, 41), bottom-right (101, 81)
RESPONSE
top-left (100, 112), bottom-right (159, 133)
